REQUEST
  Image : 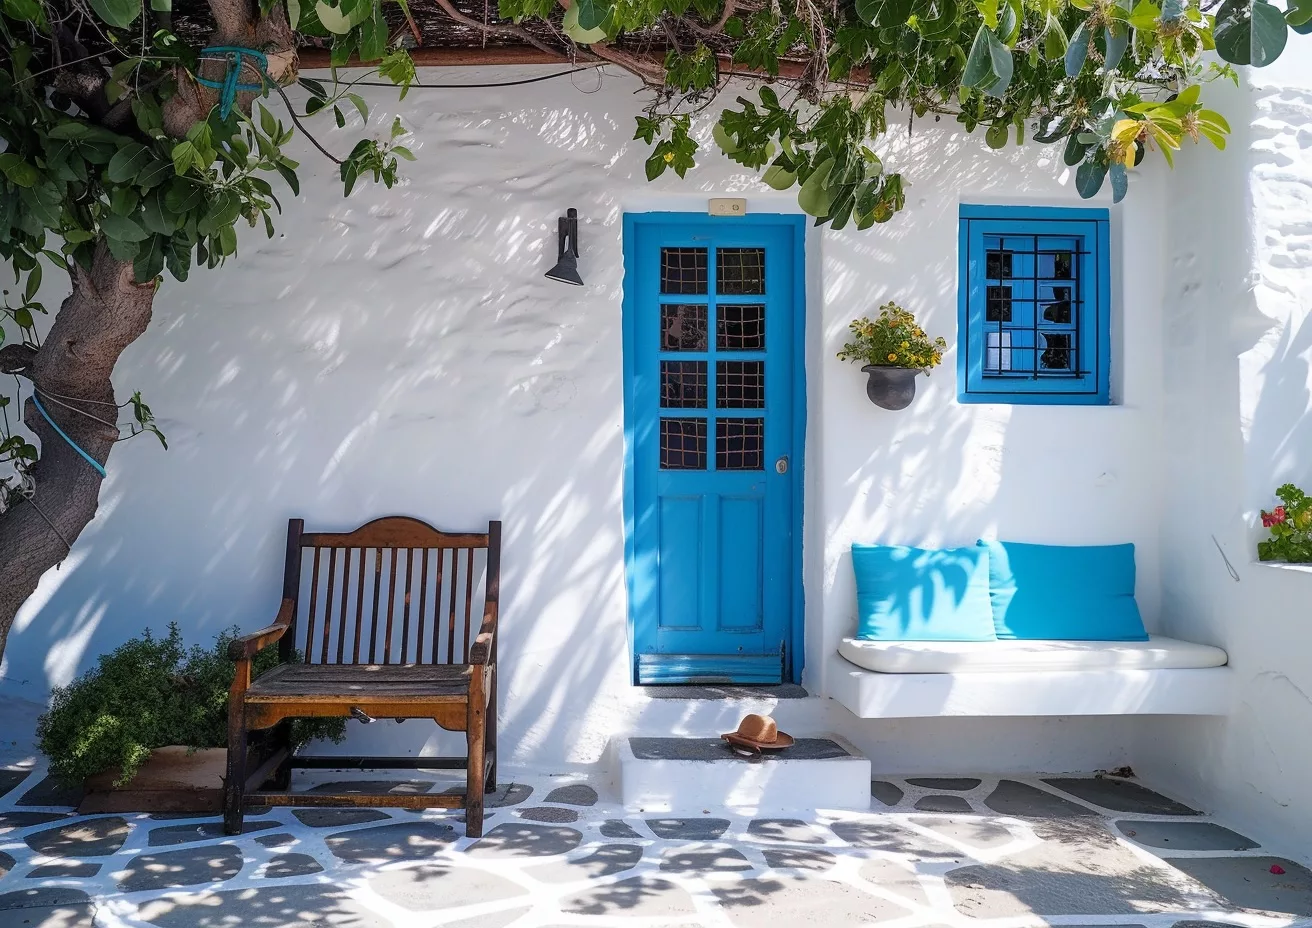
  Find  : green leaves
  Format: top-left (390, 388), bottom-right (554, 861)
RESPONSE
top-left (87, 0), bottom-right (141, 27)
top-left (642, 115), bottom-right (699, 180)
top-left (0, 154), bottom-right (39, 188)
top-left (99, 212), bottom-right (149, 243)
top-left (1075, 158), bottom-right (1107, 198)
top-left (574, 0), bottom-right (612, 29)
top-left (962, 25), bottom-right (1013, 98)
top-left (1103, 23), bottom-right (1129, 70)
top-left (855, 0), bottom-right (911, 27)
top-left (1065, 22), bottom-right (1090, 75)
top-left (1214, 0), bottom-right (1288, 65)
top-left (797, 157), bottom-right (836, 216)
top-left (107, 144), bottom-right (153, 184)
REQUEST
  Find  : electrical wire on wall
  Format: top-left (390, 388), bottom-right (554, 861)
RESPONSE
top-left (342, 66), bottom-right (604, 92)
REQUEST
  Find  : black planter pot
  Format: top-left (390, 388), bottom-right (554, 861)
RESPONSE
top-left (861, 364), bottom-right (921, 410)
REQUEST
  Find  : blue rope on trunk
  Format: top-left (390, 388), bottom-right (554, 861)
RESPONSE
top-left (32, 394), bottom-right (107, 478)
top-left (197, 46), bottom-right (269, 120)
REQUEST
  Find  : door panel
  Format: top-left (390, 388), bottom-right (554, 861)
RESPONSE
top-left (624, 215), bottom-right (804, 685)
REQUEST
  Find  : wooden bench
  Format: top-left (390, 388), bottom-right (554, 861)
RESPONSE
top-left (224, 516), bottom-right (501, 837)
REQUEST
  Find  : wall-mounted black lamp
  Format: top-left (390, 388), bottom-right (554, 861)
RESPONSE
top-left (545, 208), bottom-right (584, 286)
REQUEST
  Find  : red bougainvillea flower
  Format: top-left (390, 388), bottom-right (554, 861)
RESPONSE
top-left (1271, 864), bottom-right (1286, 875)
top-left (1262, 511), bottom-right (1274, 528)
top-left (1274, 506), bottom-right (1288, 523)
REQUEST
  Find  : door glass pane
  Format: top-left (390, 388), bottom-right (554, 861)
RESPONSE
top-left (716, 361), bottom-right (764, 409)
top-left (716, 248), bottom-right (765, 295)
top-left (660, 418), bottom-right (707, 470)
top-left (662, 248), bottom-right (708, 294)
top-left (661, 304), bottom-right (708, 351)
top-left (716, 418), bottom-right (764, 470)
top-left (661, 361), bottom-right (708, 408)
top-left (717, 305), bottom-right (765, 350)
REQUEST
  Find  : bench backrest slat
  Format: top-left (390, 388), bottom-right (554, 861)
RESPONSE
top-left (282, 517), bottom-right (501, 666)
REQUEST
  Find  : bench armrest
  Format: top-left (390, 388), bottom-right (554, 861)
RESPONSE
top-left (468, 601), bottom-right (498, 665)
top-left (227, 599), bottom-right (295, 661)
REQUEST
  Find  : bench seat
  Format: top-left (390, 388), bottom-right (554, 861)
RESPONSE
top-left (838, 635), bottom-right (1229, 674)
top-left (829, 636), bottom-right (1233, 719)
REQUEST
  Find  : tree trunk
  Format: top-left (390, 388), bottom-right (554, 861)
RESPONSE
top-left (0, 245), bottom-right (156, 660)
top-left (0, 1), bottom-right (298, 663)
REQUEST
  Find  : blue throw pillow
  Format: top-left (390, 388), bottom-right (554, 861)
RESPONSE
top-left (978, 540), bottom-right (1148, 641)
top-left (852, 544), bottom-right (996, 641)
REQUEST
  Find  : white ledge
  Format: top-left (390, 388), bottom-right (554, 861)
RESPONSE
top-left (1250, 560), bottom-right (1312, 574)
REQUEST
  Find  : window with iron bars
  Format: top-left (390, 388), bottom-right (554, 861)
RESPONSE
top-left (957, 205), bottom-right (1111, 405)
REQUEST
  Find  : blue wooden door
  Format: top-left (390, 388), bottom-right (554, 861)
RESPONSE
top-left (623, 214), bottom-right (805, 685)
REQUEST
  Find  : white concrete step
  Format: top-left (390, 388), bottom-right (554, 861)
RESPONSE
top-left (611, 734), bottom-right (871, 814)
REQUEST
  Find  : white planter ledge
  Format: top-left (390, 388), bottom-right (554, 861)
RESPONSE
top-left (1251, 560), bottom-right (1312, 574)
top-left (828, 637), bottom-right (1234, 719)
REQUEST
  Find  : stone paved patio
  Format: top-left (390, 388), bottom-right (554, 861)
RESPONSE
top-left (0, 765), bottom-right (1309, 927)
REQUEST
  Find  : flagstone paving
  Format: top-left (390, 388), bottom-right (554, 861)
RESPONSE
top-left (0, 766), bottom-right (1309, 928)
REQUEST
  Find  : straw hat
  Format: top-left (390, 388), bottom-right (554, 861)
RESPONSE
top-left (721, 714), bottom-right (795, 754)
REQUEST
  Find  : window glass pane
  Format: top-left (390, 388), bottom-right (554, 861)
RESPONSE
top-left (661, 361), bottom-right (707, 408)
top-left (716, 361), bottom-right (765, 409)
top-left (987, 286), bottom-right (1012, 322)
top-left (661, 248), bottom-right (708, 294)
top-left (1041, 333), bottom-right (1073, 370)
top-left (986, 250), bottom-right (1012, 280)
top-left (1041, 286), bottom-right (1073, 324)
top-left (661, 304), bottom-right (708, 351)
top-left (986, 332), bottom-right (1012, 372)
top-left (716, 418), bottom-right (764, 470)
top-left (716, 248), bottom-right (765, 295)
top-left (717, 304), bottom-right (765, 350)
top-left (660, 418), bottom-right (707, 470)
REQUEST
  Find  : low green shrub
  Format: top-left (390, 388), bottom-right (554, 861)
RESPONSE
top-left (37, 624), bottom-right (345, 786)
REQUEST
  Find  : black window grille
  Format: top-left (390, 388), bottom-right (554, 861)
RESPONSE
top-left (979, 234), bottom-right (1085, 380)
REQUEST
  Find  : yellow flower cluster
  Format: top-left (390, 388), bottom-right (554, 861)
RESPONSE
top-left (836, 300), bottom-right (947, 373)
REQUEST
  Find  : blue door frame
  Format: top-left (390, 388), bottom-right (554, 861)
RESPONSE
top-left (622, 212), bottom-right (807, 685)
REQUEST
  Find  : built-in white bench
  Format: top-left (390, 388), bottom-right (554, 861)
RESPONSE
top-left (830, 636), bottom-right (1233, 718)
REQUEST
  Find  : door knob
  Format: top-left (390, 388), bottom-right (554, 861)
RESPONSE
top-left (775, 456), bottom-right (789, 474)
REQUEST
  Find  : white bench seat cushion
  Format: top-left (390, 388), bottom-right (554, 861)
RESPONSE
top-left (838, 635), bottom-right (1228, 674)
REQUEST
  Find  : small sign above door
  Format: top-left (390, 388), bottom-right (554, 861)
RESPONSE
top-left (708, 198), bottom-right (747, 217)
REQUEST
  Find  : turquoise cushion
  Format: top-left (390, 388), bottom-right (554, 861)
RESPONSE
top-left (852, 544), bottom-right (996, 641)
top-left (978, 540), bottom-right (1148, 641)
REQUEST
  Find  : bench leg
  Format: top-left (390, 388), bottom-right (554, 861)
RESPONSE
top-left (271, 720), bottom-right (293, 790)
top-left (486, 664), bottom-right (498, 793)
top-left (224, 722), bottom-right (249, 836)
top-left (464, 697), bottom-right (487, 839)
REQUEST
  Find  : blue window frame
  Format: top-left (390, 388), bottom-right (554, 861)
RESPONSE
top-left (958, 204), bottom-right (1111, 405)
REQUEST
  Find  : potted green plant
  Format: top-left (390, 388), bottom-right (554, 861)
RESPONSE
top-left (837, 302), bottom-right (947, 410)
top-left (1258, 484), bottom-right (1312, 563)
top-left (37, 623), bottom-right (345, 812)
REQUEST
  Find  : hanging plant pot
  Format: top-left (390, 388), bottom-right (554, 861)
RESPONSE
top-left (861, 365), bottom-right (921, 410)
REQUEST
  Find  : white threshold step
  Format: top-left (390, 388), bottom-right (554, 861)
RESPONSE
top-left (611, 734), bottom-right (871, 814)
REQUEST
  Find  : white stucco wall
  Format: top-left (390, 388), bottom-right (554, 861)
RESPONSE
top-left (1, 65), bottom-right (1169, 775)
top-left (1133, 59), bottom-right (1312, 859)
